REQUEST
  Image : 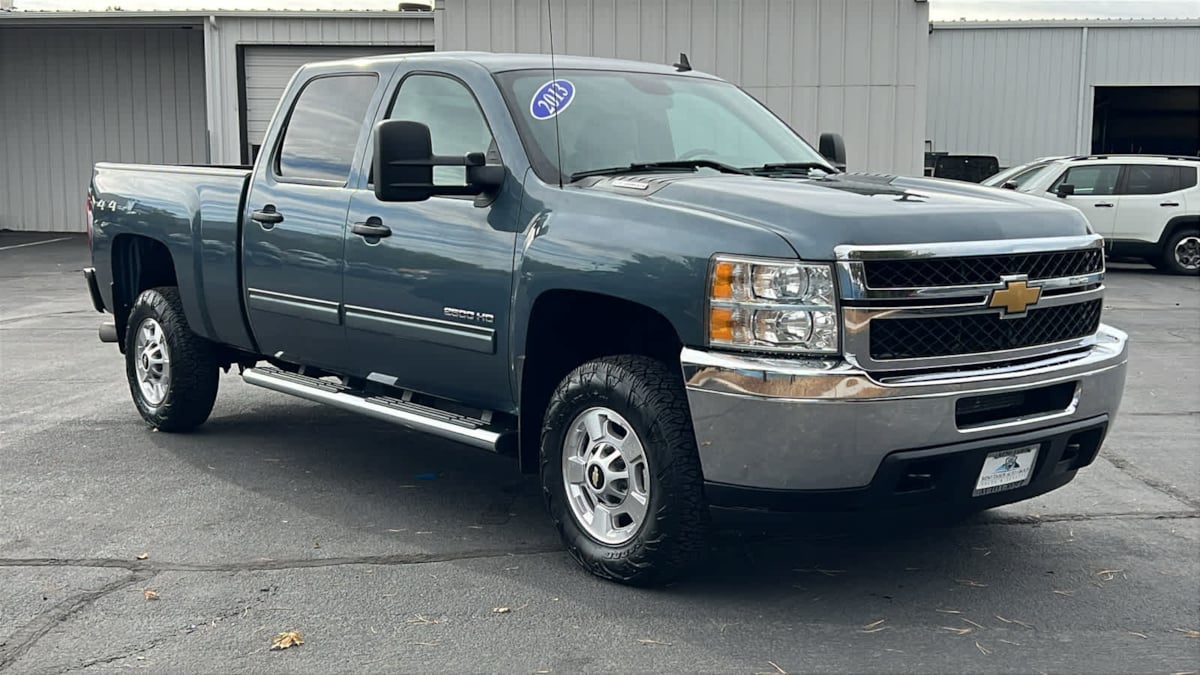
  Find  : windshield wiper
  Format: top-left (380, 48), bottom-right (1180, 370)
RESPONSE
top-left (745, 162), bottom-right (838, 176)
top-left (570, 159), bottom-right (752, 182)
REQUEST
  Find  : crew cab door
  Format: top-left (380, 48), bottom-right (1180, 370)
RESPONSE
top-left (1111, 164), bottom-right (1196, 242)
top-left (1046, 163), bottom-right (1121, 237)
top-left (341, 67), bottom-right (520, 410)
top-left (242, 70), bottom-right (386, 371)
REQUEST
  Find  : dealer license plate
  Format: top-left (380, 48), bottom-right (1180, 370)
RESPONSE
top-left (973, 444), bottom-right (1039, 497)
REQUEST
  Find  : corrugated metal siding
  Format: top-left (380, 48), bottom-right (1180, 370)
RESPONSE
top-left (438, 0), bottom-right (929, 175)
top-left (207, 16), bottom-right (435, 164)
top-left (927, 27), bottom-right (1083, 169)
top-left (928, 24), bottom-right (1200, 170)
top-left (1087, 27), bottom-right (1200, 85)
top-left (0, 27), bottom-right (206, 232)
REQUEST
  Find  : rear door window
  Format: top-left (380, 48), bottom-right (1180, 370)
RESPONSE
top-left (1119, 164), bottom-right (1183, 195)
top-left (276, 75), bottom-right (379, 184)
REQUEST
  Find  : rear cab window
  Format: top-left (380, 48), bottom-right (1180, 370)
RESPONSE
top-left (275, 74), bottom-right (379, 185)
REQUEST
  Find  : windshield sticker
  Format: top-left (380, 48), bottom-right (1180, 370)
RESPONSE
top-left (530, 79), bottom-right (575, 120)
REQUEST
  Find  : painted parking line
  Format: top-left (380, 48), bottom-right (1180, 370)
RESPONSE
top-left (0, 237), bottom-right (74, 252)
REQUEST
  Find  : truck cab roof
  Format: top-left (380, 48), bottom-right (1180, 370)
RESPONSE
top-left (300, 50), bottom-right (719, 79)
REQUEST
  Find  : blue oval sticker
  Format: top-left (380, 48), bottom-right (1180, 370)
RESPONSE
top-left (529, 79), bottom-right (575, 121)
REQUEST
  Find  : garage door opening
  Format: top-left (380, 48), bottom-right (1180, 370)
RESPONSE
top-left (1092, 86), bottom-right (1200, 157)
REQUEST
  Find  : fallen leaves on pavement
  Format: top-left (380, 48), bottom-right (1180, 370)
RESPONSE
top-left (995, 615), bottom-right (1034, 629)
top-left (270, 631), bottom-right (303, 650)
top-left (792, 566), bottom-right (846, 577)
top-left (1127, 631), bottom-right (1149, 639)
top-left (1173, 628), bottom-right (1200, 638)
top-left (955, 579), bottom-right (988, 588)
top-left (406, 615), bottom-right (445, 625)
top-left (1053, 589), bottom-right (1074, 596)
top-left (637, 639), bottom-right (671, 646)
top-left (1095, 569), bottom-right (1125, 582)
top-left (492, 607), bottom-right (511, 614)
top-left (135, 553), bottom-right (149, 561)
top-left (860, 619), bottom-right (887, 633)
top-left (941, 626), bottom-right (973, 636)
top-left (143, 590), bottom-right (159, 601)
top-left (975, 641), bottom-right (991, 655)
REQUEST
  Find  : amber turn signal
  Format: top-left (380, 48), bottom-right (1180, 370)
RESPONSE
top-left (709, 307), bottom-right (734, 341)
top-left (711, 261), bottom-right (735, 299)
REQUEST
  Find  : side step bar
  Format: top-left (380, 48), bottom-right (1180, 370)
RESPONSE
top-left (243, 366), bottom-right (516, 455)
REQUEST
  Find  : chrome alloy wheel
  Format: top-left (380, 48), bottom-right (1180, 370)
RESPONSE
top-left (1175, 235), bottom-right (1200, 271)
top-left (133, 318), bottom-right (171, 406)
top-left (561, 407), bottom-right (651, 546)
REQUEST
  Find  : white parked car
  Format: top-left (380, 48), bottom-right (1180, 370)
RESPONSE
top-left (982, 155), bottom-right (1200, 275)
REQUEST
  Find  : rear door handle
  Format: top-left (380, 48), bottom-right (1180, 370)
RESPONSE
top-left (1161, 202), bottom-right (1180, 207)
top-left (352, 217), bottom-right (391, 239)
top-left (1093, 202), bottom-right (1114, 208)
top-left (251, 205), bottom-right (284, 226)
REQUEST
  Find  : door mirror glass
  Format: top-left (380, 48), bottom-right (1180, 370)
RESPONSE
top-left (1056, 183), bottom-right (1076, 198)
top-left (373, 119), bottom-right (436, 202)
top-left (819, 132), bottom-right (847, 170)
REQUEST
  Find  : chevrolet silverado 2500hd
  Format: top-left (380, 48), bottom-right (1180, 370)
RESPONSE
top-left (84, 52), bottom-right (1129, 586)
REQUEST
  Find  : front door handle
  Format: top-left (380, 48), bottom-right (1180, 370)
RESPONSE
top-left (1161, 202), bottom-right (1180, 207)
top-left (1093, 202), bottom-right (1114, 208)
top-left (251, 205), bottom-right (284, 226)
top-left (352, 217), bottom-right (391, 239)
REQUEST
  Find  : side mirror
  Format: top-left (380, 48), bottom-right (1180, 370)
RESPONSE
top-left (1055, 183), bottom-right (1076, 198)
top-left (818, 132), bottom-right (847, 171)
top-left (373, 119), bottom-right (504, 203)
top-left (1001, 180), bottom-right (1018, 190)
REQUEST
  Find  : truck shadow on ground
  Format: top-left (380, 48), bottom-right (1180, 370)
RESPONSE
top-left (153, 394), bottom-right (1059, 598)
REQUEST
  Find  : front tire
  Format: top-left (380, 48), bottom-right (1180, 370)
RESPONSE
top-left (124, 287), bottom-right (219, 432)
top-left (540, 355), bottom-right (708, 586)
top-left (1160, 228), bottom-right (1200, 275)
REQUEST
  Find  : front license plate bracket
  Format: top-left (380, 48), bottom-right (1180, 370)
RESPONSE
top-left (973, 444), bottom-right (1040, 497)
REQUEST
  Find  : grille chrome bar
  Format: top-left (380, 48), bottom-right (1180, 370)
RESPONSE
top-left (835, 236), bottom-right (1108, 373)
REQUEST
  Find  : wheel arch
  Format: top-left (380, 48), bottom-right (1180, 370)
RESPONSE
top-left (1160, 214), bottom-right (1200, 246)
top-left (110, 234), bottom-right (180, 351)
top-left (516, 289), bottom-right (686, 474)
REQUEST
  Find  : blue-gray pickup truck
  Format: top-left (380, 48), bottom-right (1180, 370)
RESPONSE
top-left (84, 51), bottom-right (1129, 585)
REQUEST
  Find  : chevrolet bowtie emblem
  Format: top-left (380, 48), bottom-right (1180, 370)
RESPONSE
top-left (989, 276), bottom-right (1042, 318)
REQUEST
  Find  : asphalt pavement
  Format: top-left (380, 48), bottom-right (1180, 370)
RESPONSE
top-left (1, 233), bottom-right (1197, 674)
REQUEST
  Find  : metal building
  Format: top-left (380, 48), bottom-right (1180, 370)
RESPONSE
top-left (927, 19), bottom-right (1200, 170)
top-left (0, 0), bottom-right (930, 233)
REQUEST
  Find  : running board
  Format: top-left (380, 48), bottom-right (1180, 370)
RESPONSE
top-left (243, 366), bottom-right (516, 454)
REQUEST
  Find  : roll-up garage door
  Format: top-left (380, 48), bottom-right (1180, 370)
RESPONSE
top-left (239, 45), bottom-right (431, 163)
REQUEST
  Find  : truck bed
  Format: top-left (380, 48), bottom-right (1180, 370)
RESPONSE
top-left (89, 162), bottom-right (256, 352)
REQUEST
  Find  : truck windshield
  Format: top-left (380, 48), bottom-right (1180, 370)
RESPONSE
top-left (494, 69), bottom-right (832, 184)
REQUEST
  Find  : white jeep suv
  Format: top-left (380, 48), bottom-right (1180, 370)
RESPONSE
top-left (983, 155), bottom-right (1200, 275)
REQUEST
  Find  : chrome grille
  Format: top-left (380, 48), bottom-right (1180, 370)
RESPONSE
top-left (863, 248), bottom-right (1104, 289)
top-left (869, 300), bottom-right (1102, 360)
top-left (835, 236), bottom-right (1107, 372)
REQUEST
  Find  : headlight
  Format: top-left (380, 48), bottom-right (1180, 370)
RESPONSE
top-left (707, 255), bottom-right (839, 353)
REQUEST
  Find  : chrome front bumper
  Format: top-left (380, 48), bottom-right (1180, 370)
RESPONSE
top-left (681, 324), bottom-right (1129, 491)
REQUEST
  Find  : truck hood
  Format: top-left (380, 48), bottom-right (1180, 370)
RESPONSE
top-left (584, 172), bottom-right (1091, 259)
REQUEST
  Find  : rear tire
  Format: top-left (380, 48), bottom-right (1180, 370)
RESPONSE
top-left (1159, 227), bottom-right (1200, 275)
top-left (540, 355), bottom-right (708, 586)
top-left (124, 287), bottom-right (219, 432)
